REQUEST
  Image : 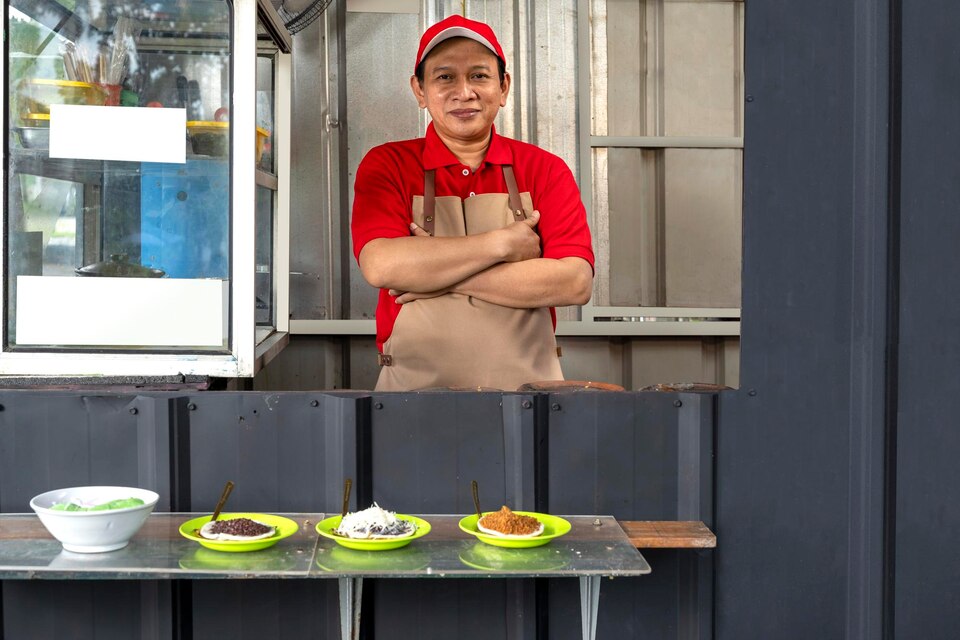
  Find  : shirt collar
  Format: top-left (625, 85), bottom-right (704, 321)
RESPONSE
top-left (423, 122), bottom-right (514, 170)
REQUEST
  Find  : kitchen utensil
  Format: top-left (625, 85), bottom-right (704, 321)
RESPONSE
top-left (75, 254), bottom-right (165, 278)
top-left (194, 480), bottom-right (234, 538)
top-left (471, 480), bottom-right (482, 520)
top-left (341, 478), bottom-right (352, 518)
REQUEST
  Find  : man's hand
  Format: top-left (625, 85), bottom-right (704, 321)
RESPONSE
top-left (497, 210), bottom-right (541, 262)
top-left (358, 211), bottom-right (544, 293)
top-left (410, 209), bottom-right (541, 263)
top-left (388, 287), bottom-right (450, 304)
top-left (408, 222), bottom-right (431, 237)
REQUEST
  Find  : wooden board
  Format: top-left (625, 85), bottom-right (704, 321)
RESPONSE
top-left (619, 520), bottom-right (716, 549)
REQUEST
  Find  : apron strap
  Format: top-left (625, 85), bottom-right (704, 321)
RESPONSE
top-left (502, 166), bottom-right (527, 221)
top-left (422, 169), bottom-right (436, 236)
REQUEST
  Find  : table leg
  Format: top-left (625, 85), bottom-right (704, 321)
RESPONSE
top-left (338, 577), bottom-right (363, 640)
top-left (579, 576), bottom-right (601, 640)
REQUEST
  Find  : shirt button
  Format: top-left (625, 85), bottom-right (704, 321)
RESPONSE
top-left (469, 191), bottom-right (476, 197)
top-left (462, 168), bottom-right (469, 176)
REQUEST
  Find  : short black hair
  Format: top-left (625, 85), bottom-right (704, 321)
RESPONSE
top-left (415, 50), bottom-right (506, 86)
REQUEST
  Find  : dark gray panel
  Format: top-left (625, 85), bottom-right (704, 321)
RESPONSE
top-left (185, 392), bottom-right (358, 512)
top-left (190, 582), bottom-right (338, 639)
top-left (185, 392), bottom-right (360, 638)
top-left (546, 392), bottom-right (687, 518)
top-left (716, 0), bottom-right (893, 636)
top-left (369, 393), bottom-right (536, 640)
top-left (373, 579), bottom-right (513, 638)
top-left (546, 392), bottom-right (713, 640)
top-left (548, 550), bottom-right (679, 640)
top-left (0, 393), bottom-right (175, 639)
top-left (0, 392), bottom-right (172, 511)
top-left (895, 0), bottom-right (960, 636)
top-left (369, 393), bottom-right (535, 512)
top-left (2, 581), bottom-right (170, 639)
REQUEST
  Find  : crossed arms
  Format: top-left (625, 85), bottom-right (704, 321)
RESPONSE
top-left (357, 210), bottom-right (593, 309)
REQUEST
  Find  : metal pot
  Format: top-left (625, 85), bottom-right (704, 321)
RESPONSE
top-left (75, 254), bottom-right (165, 278)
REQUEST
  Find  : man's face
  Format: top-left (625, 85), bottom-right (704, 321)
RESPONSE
top-left (411, 38), bottom-right (510, 147)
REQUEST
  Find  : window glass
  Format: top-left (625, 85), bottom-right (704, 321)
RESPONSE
top-left (255, 184), bottom-right (274, 330)
top-left (592, 146), bottom-right (742, 309)
top-left (592, 0), bottom-right (743, 138)
top-left (5, 0), bottom-right (232, 351)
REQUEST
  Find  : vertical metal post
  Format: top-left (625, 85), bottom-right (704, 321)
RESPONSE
top-left (338, 576), bottom-right (363, 640)
top-left (578, 576), bottom-right (601, 640)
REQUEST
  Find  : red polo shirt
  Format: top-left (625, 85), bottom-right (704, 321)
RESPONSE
top-left (352, 123), bottom-right (595, 351)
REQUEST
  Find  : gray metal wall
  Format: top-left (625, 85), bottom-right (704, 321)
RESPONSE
top-left (894, 0), bottom-right (960, 636)
top-left (715, 0), bottom-right (960, 638)
top-left (0, 389), bottom-right (713, 639)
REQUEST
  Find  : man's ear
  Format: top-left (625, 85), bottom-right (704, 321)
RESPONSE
top-left (410, 75), bottom-right (427, 109)
top-left (499, 71), bottom-right (511, 108)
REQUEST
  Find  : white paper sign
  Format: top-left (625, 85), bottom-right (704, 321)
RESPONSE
top-left (49, 105), bottom-right (186, 164)
top-left (16, 276), bottom-right (227, 347)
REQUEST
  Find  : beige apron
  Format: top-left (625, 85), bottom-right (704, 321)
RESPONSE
top-left (375, 165), bottom-right (564, 391)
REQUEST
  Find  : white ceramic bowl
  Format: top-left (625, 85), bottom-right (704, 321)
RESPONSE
top-left (29, 486), bottom-right (159, 553)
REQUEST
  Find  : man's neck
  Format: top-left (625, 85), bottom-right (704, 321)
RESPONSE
top-left (438, 130), bottom-right (492, 171)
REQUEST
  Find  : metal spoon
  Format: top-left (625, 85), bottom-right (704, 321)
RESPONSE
top-left (329, 478), bottom-right (352, 537)
top-left (195, 480), bottom-right (234, 537)
top-left (210, 480), bottom-right (235, 522)
top-left (340, 478), bottom-right (352, 518)
top-left (471, 480), bottom-right (482, 520)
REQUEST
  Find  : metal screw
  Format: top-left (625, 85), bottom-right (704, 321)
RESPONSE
top-left (176, 190), bottom-right (188, 201)
top-left (187, 403), bottom-right (197, 411)
top-left (748, 389), bottom-right (757, 397)
top-left (375, 402), bottom-right (384, 410)
top-left (673, 400), bottom-right (682, 408)
top-left (745, 94), bottom-right (755, 102)
top-left (551, 403), bottom-right (561, 411)
top-left (521, 400), bottom-right (532, 409)
top-left (310, 400), bottom-right (319, 407)
top-left (129, 407), bottom-right (138, 415)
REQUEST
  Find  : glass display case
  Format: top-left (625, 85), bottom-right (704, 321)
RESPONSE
top-left (2, 0), bottom-right (291, 377)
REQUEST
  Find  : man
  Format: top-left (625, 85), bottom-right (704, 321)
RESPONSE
top-left (352, 15), bottom-right (594, 391)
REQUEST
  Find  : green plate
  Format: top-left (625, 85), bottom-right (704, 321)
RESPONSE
top-left (178, 513), bottom-right (299, 552)
top-left (315, 544), bottom-right (430, 572)
top-left (458, 512), bottom-right (571, 548)
top-left (316, 514), bottom-right (430, 551)
top-left (179, 546), bottom-right (299, 571)
top-left (459, 541), bottom-right (570, 571)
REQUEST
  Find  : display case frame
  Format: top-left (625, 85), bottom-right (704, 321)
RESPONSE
top-left (0, 0), bottom-right (291, 378)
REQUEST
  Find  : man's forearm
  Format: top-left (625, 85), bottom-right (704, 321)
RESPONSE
top-left (359, 234), bottom-right (507, 292)
top-left (358, 214), bottom-right (543, 293)
top-left (451, 257), bottom-right (593, 308)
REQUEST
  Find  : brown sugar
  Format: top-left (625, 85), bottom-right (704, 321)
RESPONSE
top-left (479, 506), bottom-right (541, 536)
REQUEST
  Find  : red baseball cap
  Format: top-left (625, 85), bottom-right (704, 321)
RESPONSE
top-left (414, 15), bottom-right (506, 73)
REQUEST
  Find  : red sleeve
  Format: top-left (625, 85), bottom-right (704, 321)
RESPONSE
top-left (351, 145), bottom-right (414, 261)
top-left (528, 153), bottom-right (595, 270)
